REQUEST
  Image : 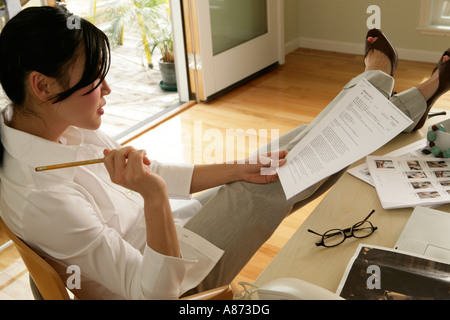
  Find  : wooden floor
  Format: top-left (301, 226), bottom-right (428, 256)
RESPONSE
top-left (1, 47), bottom-right (445, 299)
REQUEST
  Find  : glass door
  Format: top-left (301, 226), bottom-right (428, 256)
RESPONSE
top-left (181, 0), bottom-right (284, 101)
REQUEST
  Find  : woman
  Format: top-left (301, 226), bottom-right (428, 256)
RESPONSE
top-left (0, 6), bottom-right (448, 299)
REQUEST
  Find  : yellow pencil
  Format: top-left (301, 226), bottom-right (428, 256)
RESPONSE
top-left (35, 158), bottom-right (104, 172)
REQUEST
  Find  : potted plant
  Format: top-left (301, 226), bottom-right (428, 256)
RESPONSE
top-left (154, 7), bottom-right (177, 91)
top-left (93, 0), bottom-right (176, 91)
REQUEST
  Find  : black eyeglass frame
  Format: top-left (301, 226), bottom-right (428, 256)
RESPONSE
top-left (307, 210), bottom-right (378, 248)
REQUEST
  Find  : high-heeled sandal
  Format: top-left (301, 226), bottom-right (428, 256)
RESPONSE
top-left (364, 29), bottom-right (398, 77)
top-left (414, 49), bottom-right (450, 131)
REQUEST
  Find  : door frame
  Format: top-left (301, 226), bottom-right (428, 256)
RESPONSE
top-left (170, 0), bottom-right (285, 103)
top-left (169, 0), bottom-right (192, 103)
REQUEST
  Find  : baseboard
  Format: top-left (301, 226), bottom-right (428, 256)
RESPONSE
top-left (285, 36), bottom-right (442, 64)
top-left (285, 38), bottom-right (303, 55)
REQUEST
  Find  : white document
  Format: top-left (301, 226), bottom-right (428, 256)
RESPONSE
top-left (395, 206), bottom-right (450, 263)
top-left (278, 78), bottom-right (413, 200)
top-left (367, 156), bottom-right (450, 209)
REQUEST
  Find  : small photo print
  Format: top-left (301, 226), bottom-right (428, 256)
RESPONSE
top-left (417, 191), bottom-right (441, 199)
top-left (434, 171), bottom-right (450, 178)
top-left (407, 160), bottom-right (422, 170)
top-left (406, 171), bottom-right (427, 179)
top-left (375, 160), bottom-right (395, 169)
top-left (410, 181), bottom-right (432, 189)
top-left (440, 180), bottom-right (450, 187)
top-left (427, 161), bottom-right (448, 169)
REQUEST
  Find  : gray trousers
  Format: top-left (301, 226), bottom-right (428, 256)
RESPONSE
top-left (183, 70), bottom-right (427, 294)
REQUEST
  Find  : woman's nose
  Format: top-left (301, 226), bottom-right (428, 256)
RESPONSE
top-left (101, 79), bottom-right (111, 96)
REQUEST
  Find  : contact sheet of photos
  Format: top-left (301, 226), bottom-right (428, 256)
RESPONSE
top-left (366, 156), bottom-right (450, 209)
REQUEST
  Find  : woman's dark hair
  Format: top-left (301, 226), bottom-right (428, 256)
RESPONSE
top-left (0, 6), bottom-right (111, 166)
top-left (0, 6), bottom-right (110, 104)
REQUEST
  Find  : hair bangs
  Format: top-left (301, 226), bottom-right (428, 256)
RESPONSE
top-left (53, 18), bottom-right (111, 103)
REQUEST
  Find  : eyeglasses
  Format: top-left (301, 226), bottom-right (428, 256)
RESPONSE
top-left (307, 210), bottom-right (377, 248)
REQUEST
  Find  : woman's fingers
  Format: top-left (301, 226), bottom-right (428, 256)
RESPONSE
top-left (114, 147), bottom-right (132, 174)
top-left (126, 149), bottom-right (147, 176)
top-left (104, 147), bottom-right (149, 168)
top-left (103, 147), bottom-right (150, 186)
top-left (258, 150), bottom-right (289, 167)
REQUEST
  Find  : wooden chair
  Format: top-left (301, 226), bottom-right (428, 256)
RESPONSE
top-left (0, 216), bottom-right (234, 300)
top-left (181, 285), bottom-right (234, 300)
top-left (0, 216), bottom-right (72, 300)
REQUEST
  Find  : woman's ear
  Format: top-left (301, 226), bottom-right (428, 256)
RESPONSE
top-left (28, 71), bottom-right (56, 102)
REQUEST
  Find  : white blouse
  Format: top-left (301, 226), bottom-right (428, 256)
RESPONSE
top-left (0, 107), bottom-right (223, 300)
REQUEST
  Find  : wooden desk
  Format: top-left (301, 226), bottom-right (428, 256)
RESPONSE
top-left (254, 116), bottom-right (450, 293)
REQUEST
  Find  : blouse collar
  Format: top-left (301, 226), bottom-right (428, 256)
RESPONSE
top-left (1, 106), bottom-right (87, 180)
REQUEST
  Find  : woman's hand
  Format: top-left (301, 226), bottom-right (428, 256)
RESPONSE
top-left (191, 150), bottom-right (289, 193)
top-left (103, 147), bottom-right (167, 199)
top-left (239, 150), bottom-right (289, 184)
top-left (104, 147), bottom-right (180, 258)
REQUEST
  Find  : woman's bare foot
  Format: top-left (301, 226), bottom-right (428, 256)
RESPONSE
top-left (417, 55), bottom-right (449, 101)
top-left (364, 37), bottom-right (393, 75)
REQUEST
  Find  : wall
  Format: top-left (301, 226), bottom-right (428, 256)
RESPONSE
top-left (285, 0), bottom-right (447, 63)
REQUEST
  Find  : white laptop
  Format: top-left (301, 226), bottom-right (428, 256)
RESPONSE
top-left (394, 206), bottom-right (450, 263)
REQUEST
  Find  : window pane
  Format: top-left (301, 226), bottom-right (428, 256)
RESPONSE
top-left (431, 0), bottom-right (450, 26)
top-left (441, 0), bottom-right (450, 18)
top-left (209, 0), bottom-right (268, 56)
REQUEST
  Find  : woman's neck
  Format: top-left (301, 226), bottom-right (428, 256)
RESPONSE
top-left (9, 104), bottom-right (66, 143)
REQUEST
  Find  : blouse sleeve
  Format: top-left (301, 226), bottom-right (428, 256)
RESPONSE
top-left (149, 160), bottom-right (194, 199)
top-left (21, 187), bottom-right (198, 299)
top-left (87, 129), bottom-right (196, 199)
